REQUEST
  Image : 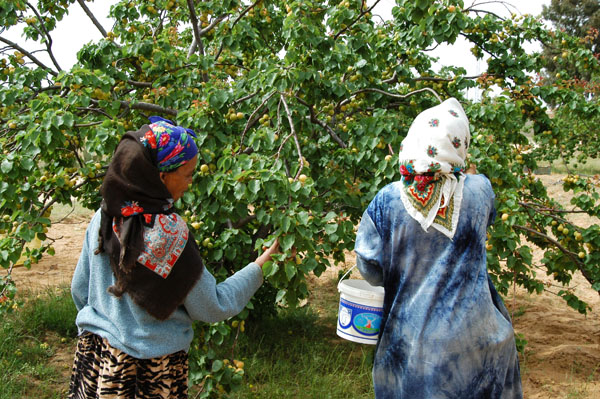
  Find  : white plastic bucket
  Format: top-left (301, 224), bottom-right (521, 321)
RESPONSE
top-left (336, 266), bottom-right (385, 345)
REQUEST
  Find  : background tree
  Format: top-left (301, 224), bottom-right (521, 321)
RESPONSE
top-left (1, 0), bottom-right (600, 395)
top-left (542, 0), bottom-right (600, 80)
top-left (540, 0), bottom-right (600, 163)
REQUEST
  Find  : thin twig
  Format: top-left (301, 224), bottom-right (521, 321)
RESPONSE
top-left (230, 322), bottom-right (241, 363)
top-left (188, 15), bottom-right (228, 58)
top-left (334, 0), bottom-right (382, 40)
top-left (236, 91), bottom-right (276, 154)
top-left (280, 94), bottom-right (304, 180)
top-left (414, 74), bottom-right (485, 82)
top-left (465, 0), bottom-right (517, 17)
top-left (0, 36), bottom-right (57, 76)
top-left (340, 87), bottom-right (442, 107)
top-left (465, 8), bottom-right (505, 20)
top-left (26, 1), bottom-right (62, 71)
top-left (88, 99), bottom-right (177, 116)
top-left (74, 121), bottom-right (103, 128)
top-left (215, 0), bottom-right (262, 61)
top-left (76, 0), bottom-right (107, 37)
top-left (519, 202), bottom-right (589, 214)
top-left (513, 224), bottom-right (597, 292)
top-left (276, 131), bottom-right (295, 163)
top-left (295, 96), bottom-right (347, 149)
top-left (77, 105), bottom-right (113, 119)
top-left (232, 91), bottom-right (260, 106)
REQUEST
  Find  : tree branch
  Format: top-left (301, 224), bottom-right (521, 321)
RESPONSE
top-left (74, 121), bottom-right (103, 128)
top-left (279, 94), bottom-right (304, 180)
top-left (465, 0), bottom-right (516, 18)
top-left (26, 1), bottom-right (62, 71)
top-left (232, 91), bottom-right (259, 106)
top-left (77, 105), bottom-right (113, 119)
top-left (0, 36), bottom-right (57, 76)
top-left (127, 79), bottom-right (153, 88)
top-left (464, 8), bottom-right (506, 21)
top-left (187, 15), bottom-right (228, 58)
top-left (340, 87), bottom-right (442, 107)
top-left (513, 223), bottom-right (598, 291)
top-left (295, 96), bottom-right (347, 149)
top-left (232, 214), bottom-right (257, 229)
top-left (236, 91), bottom-right (276, 154)
top-left (186, 0), bottom-right (203, 56)
top-left (519, 202), bottom-right (589, 214)
top-left (124, 101), bottom-right (178, 116)
top-left (76, 0), bottom-right (107, 38)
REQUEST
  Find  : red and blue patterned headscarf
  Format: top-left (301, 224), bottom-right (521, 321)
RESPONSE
top-left (142, 116), bottom-right (199, 172)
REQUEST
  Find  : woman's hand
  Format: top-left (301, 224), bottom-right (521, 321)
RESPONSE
top-left (466, 163), bottom-right (477, 174)
top-left (255, 239), bottom-right (280, 268)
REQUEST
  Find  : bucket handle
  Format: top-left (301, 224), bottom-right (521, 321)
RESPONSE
top-left (337, 264), bottom-right (357, 291)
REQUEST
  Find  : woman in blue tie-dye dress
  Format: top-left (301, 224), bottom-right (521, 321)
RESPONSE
top-left (355, 98), bottom-right (522, 399)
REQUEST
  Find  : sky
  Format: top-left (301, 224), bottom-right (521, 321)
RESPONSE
top-left (372, 0), bottom-right (550, 75)
top-left (5, 0), bottom-right (551, 74)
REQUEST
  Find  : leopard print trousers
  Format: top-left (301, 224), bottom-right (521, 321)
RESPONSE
top-left (68, 332), bottom-right (188, 399)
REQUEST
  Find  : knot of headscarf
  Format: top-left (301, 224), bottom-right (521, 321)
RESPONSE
top-left (399, 166), bottom-right (437, 193)
top-left (397, 98), bottom-right (470, 239)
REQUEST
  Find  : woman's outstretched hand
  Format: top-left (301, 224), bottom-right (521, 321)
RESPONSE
top-left (255, 239), bottom-right (280, 268)
top-left (466, 163), bottom-right (477, 174)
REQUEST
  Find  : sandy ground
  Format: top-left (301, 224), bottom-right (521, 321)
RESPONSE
top-left (8, 174), bottom-right (600, 398)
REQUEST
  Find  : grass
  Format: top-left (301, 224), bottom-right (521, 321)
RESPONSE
top-left (2, 273), bottom-right (599, 399)
top-left (49, 201), bottom-right (94, 223)
top-left (1, 283), bottom-right (375, 398)
top-left (542, 157), bottom-right (600, 175)
top-left (219, 307), bottom-right (375, 399)
top-left (0, 286), bottom-right (77, 399)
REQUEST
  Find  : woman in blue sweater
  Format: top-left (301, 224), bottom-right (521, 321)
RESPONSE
top-left (69, 117), bottom-right (278, 398)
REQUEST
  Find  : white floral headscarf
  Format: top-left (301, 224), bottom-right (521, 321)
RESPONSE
top-left (397, 98), bottom-right (470, 239)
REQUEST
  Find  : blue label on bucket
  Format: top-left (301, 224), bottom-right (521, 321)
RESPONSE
top-left (338, 297), bottom-right (382, 337)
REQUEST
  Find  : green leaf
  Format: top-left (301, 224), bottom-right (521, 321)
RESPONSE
top-left (297, 211), bottom-right (309, 225)
top-left (281, 234), bottom-right (295, 251)
top-left (1, 159), bottom-right (13, 173)
top-left (285, 262), bottom-right (296, 280)
top-left (209, 90), bottom-right (229, 108)
top-left (325, 223), bottom-right (338, 235)
top-left (247, 179), bottom-right (260, 194)
top-left (324, 211), bottom-right (337, 222)
top-left (262, 261), bottom-right (278, 277)
top-left (281, 217), bottom-right (291, 233)
top-left (62, 112), bottom-right (74, 127)
top-left (234, 182), bottom-right (246, 200)
top-left (275, 289), bottom-right (286, 303)
top-left (211, 359), bottom-right (223, 372)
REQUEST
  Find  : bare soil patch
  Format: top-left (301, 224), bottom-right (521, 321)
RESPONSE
top-left (10, 174), bottom-right (600, 398)
top-left (10, 211), bottom-right (92, 292)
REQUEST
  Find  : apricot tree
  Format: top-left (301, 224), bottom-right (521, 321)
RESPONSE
top-left (1, 0), bottom-right (600, 395)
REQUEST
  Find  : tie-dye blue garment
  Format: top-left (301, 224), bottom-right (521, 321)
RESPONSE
top-left (355, 174), bottom-right (522, 399)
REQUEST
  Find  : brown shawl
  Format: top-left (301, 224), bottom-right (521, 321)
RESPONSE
top-left (97, 125), bottom-right (203, 320)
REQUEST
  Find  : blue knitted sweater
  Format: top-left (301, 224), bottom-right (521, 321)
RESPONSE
top-left (71, 210), bottom-right (263, 359)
